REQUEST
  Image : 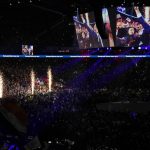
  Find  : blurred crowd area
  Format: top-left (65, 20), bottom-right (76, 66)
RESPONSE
top-left (1, 98), bottom-right (150, 150)
top-left (0, 58), bottom-right (150, 149)
top-left (0, 58), bottom-right (150, 99)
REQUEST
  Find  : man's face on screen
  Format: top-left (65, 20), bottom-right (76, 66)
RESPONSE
top-left (128, 28), bottom-right (135, 35)
top-left (136, 23), bottom-right (143, 30)
top-left (76, 27), bottom-right (81, 34)
top-left (85, 28), bottom-right (88, 34)
top-left (117, 22), bottom-right (123, 29)
top-left (81, 26), bottom-right (86, 33)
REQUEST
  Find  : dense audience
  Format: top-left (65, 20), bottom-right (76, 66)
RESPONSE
top-left (0, 58), bottom-right (150, 149)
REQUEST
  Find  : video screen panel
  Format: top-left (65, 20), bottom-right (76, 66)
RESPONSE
top-left (102, 8), bottom-right (115, 47)
top-left (73, 12), bottom-right (105, 49)
top-left (116, 6), bottom-right (150, 47)
top-left (22, 45), bottom-right (34, 55)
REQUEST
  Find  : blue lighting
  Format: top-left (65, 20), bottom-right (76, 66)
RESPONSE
top-left (0, 55), bottom-right (149, 58)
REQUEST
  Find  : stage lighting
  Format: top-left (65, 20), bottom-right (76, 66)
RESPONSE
top-left (0, 73), bottom-right (3, 98)
top-left (31, 69), bottom-right (35, 95)
top-left (131, 47), bottom-right (134, 50)
top-left (138, 47), bottom-right (141, 50)
top-left (47, 67), bottom-right (52, 92)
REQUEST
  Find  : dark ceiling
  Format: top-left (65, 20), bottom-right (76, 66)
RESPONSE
top-left (0, 0), bottom-right (149, 48)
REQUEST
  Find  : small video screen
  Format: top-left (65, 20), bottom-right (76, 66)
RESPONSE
top-left (74, 12), bottom-right (105, 49)
top-left (116, 6), bottom-right (150, 47)
top-left (22, 45), bottom-right (34, 55)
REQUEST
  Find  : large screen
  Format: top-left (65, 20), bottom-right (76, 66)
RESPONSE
top-left (74, 7), bottom-right (150, 50)
top-left (74, 12), bottom-right (105, 49)
top-left (116, 6), bottom-right (150, 47)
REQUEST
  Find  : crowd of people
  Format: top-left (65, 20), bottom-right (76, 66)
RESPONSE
top-left (1, 95), bottom-right (150, 150)
top-left (0, 58), bottom-right (150, 149)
